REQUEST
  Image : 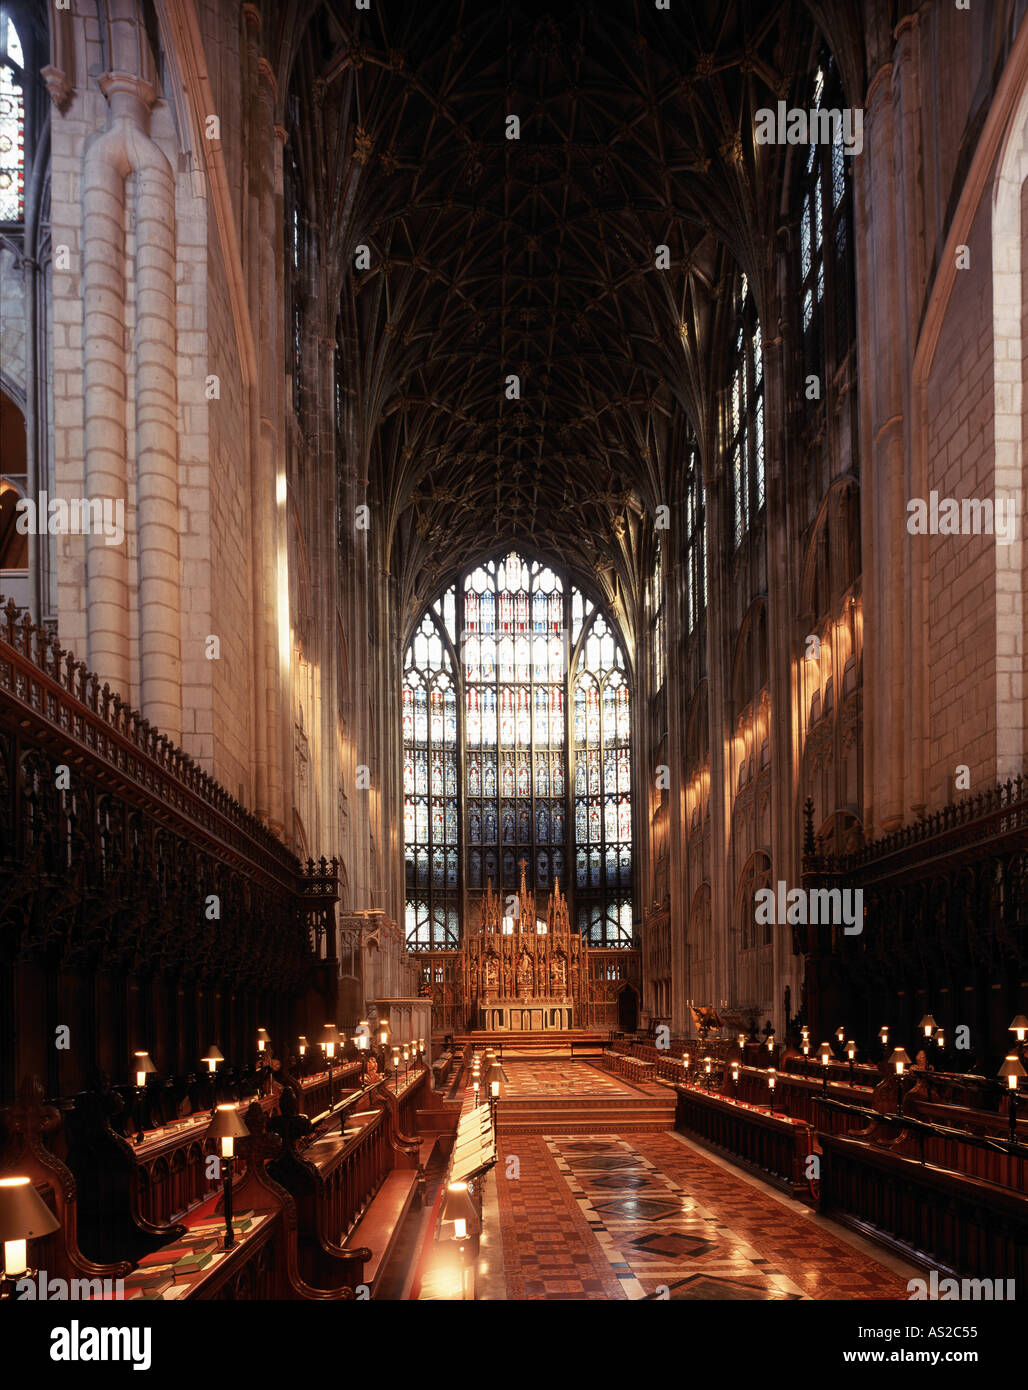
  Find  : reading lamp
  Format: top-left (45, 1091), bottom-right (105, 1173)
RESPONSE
top-left (202, 1045), bottom-right (224, 1116)
top-left (0, 1177), bottom-right (59, 1297)
top-left (999, 1053), bottom-right (1027, 1142)
top-left (889, 1047), bottom-right (912, 1116)
top-left (205, 1105), bottom-right (249, 1250)
top-left (442, 1181), bottom-right (478, 1300)
top-left (320, 1023), bottom-right (339, 1119)
top-left (132, 1051), bottom-right (156, 1144)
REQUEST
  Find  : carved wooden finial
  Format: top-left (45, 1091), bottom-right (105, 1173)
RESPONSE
top-left (802, 797), bottom-right (816, 857)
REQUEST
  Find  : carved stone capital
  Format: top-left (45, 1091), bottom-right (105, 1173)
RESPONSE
top-left (99, 71), bottom-right (157, 120)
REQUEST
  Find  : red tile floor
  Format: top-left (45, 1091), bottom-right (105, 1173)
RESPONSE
top-left (419, 1060), bottom-right (914, 1300)
top-left (493, 1059), bottom-right (647, 1099)
top-left (490, 1131), bottom-right (912, 1300)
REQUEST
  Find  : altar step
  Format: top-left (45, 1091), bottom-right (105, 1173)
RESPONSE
top-left (452, 1030), bottom-right (607, 1057)
top-left (494, 1094), bottom-right (677, 1134)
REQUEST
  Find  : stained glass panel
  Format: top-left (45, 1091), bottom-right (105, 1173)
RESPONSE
top-left (0, 53), bottom-right (24, 223)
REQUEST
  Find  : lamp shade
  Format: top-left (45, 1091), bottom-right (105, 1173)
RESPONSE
top-left (819, 1042), bottom-right (832, 1063)
top-left (132, 1051), bottom-right (156, 1080)
top-left (1009, 1015), bottom-right (1028, 1039)
top-left (256, 1029), bottom-right (270, 1050)
top-left (999, 1053), bottom-right (1027, 1085)
top-left (889, 1047), bottom-right (912, 1073)
top-left (319, 1023), bottom-right (338, 1048)
top-left (206, 1104), bottom-right (249, 1144)
top-left (0, 1177), bottom-right (60, 1244)
top-left (441, 1181), bottom-right (477, 1229)
top-left (202, 1045), bottom-right (224, 1067)
top-left (918, 1014), bottom-right (937, 1036)
top-left (484, 1060), bottom-right (509, 1086)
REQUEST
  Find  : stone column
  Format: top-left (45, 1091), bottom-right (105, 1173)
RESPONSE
top-left (857, 57), bottom-right (910, 835)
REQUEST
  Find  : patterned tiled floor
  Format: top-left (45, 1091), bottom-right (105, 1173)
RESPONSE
top-left (493, 1131), bottom-right (911, 1301)
top-left (494, 1059), bottom-right (645, 1098)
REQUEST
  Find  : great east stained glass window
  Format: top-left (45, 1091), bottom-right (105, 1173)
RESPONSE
top-left (403, 551), bottom-right (633, 949)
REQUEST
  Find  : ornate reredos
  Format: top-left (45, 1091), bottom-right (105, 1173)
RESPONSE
top-left (463, 862), bottom-right (580, 1006)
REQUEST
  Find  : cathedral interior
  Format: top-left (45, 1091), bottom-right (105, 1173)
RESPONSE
top-left (1, 0), bottom-right (1027, 1347)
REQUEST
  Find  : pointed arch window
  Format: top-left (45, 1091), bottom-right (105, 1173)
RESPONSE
top-left (0, 12), bottom-right (25, 224)
top-left (729, 274), bottom-right (765, 546)
top-left (799, 56), bottom-right (854, 391)
top-left (403, 604), bottom-right (459, 949)
top-left (402, 551), bottom-right (633, 950)
top-left (685, 447), bottom-right (706, 635)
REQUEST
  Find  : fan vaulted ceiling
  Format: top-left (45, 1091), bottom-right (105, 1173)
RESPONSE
top-left (273, 0), bottom-right (866, 615)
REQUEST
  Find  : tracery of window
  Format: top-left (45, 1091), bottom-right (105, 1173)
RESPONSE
top-left (463, 553), bottom-right (568, 902)
top-left (799, 57), bottom-right (854, 392)
top-left (403, 609), bottom-right (459, 950)
top-left (649, 539), bottom-right (665, 694)
top-left (283, 145), bottom-right (305, 420)
top-left (0, 13), bottom-right (25, 224)
top-left (402, 551), bottom-right (632, 950)
top-left (573, 611), bottom-right (632, 946)
top-left (685, 449), bottom-right (706, 635)
top-left (728, 273), bottom-right (765, 546)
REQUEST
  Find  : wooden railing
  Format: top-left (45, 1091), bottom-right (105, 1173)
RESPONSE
top-left (129, 1071), bottom-right (352, 1230)
top-left (733, 1065), bottom-right (872, 1122)
top-left (812, 1096), bottom-right (1028, 1194)
top-left (675, 1085), bottom-right (812, 1194)
top-left (819, 1129), bottom-right (1028, 1282)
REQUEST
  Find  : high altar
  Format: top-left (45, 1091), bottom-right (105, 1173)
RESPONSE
top-left (462, 863), bottom-right (581, 1030)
